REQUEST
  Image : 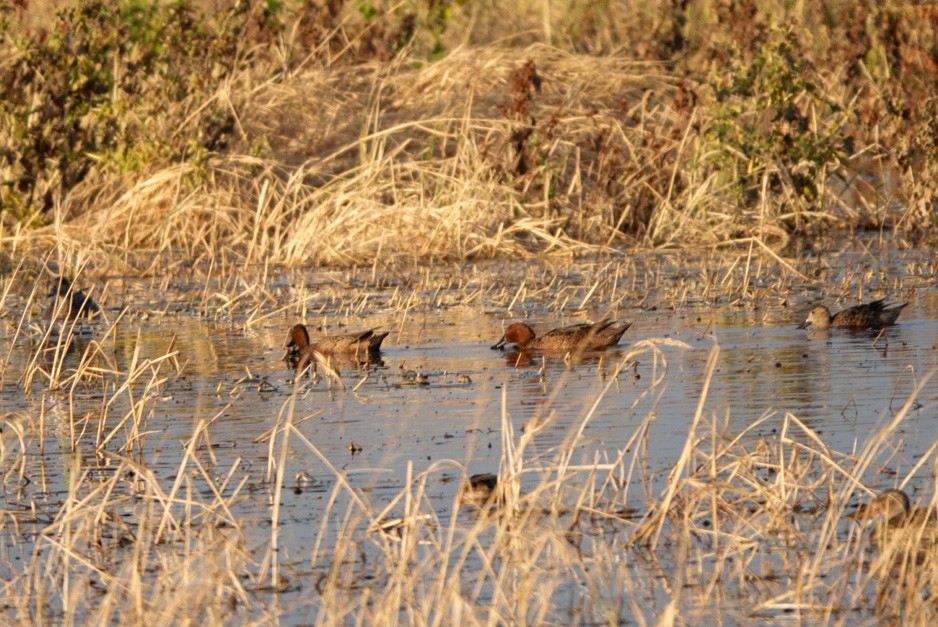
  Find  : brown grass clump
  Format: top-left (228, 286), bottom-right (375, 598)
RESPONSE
top-left (37, 44), bottom-right (821, 263)
top-left (48, 48), bottom-right (688, 265)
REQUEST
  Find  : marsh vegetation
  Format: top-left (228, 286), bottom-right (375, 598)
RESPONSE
top-left (3, 1), bottom-right (938, 624)
top-left (3, 0), bottom-right (938, 264)
top-left (1, 251), bottom-right (937, 623)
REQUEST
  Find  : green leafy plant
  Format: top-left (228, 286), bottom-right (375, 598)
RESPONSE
top-left (706, 26), bottom-right (846, 225)
top-left (0, 0), bottom-right (245, 223)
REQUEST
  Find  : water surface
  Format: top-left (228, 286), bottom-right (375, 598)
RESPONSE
top-left (2, 247), bottom-right (937, 622)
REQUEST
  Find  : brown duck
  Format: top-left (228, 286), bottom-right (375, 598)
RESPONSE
top-left (846, 489), bottom-right (936, 528)
top-left (457, 473), bottom-right (499, 507)
top-left (846, 489), bottom-right (938, 554)
top-left (492, 320), bottom-right (631, 351)
top-left (45, 276), bottom-right (100, 321)
top-left (797, 299), bottom-right (907, 331)
top-left (283, 323), bottom-right (389, 370)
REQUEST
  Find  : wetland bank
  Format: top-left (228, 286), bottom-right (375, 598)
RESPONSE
top-left (4, 0), bottom-right (938, 624)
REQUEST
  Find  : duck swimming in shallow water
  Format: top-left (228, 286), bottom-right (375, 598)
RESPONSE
top-left (45, 276), bottom-right (100, 321)
top-left (491, 320), bottom-right (631, 351)
top-left (457, 473), bottom-right (499, 507)
top-left (846, 489), bottom-right (938, 552)
top-left (797, 299), bottom-right (907, 331)
top-left (846, 489), bottom-right (938, 535)
top-left (283, 323), bottom-right (389, 370)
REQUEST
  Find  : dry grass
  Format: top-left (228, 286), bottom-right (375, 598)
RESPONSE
top-left (35, 48), bottom-right (663, 266)
top-left (1, 4), bottom-right (934, 620)
top-left (4, 41), bottom-right (903, 270)
top-left (300, 347), bottom-right (938, 624)
top-left (1, 248), bottom-right (934, 623)
top-left (3, 7), bottom-right (936, 600)
top-left (5, 2), bottom-right (938, 273)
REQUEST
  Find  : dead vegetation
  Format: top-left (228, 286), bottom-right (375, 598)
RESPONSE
top-left (1, 1), bottom-right (937, 622)
top-left (0, 254), bottom-right (936, 623)
top-left (4, 325), bottom-right (936, 623)
top-left (2, 1), bottom-right (938, 269)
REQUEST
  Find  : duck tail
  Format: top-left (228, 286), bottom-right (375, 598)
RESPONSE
top-left (605, 321), bottom-right (632, 345)
top-left (867, 298), bottom-right (889, 312)
top-left (884, 302), bottom-right (909, 325)
top-left (591, 319), bottom-right (617, 335)
top-left (369, 331), bottom-right (390, 352)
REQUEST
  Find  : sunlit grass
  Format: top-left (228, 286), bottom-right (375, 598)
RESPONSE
top-left (0, 250), bottom-right (934, 622)
top-left (1, 1), bottom-right (937, 620)
top-left (5, 11), bottom-right (933, 267)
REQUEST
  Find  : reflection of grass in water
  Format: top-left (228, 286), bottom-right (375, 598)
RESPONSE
top-left (4, 269), bottom-right (938, 625)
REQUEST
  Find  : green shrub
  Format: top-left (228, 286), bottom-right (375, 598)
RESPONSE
top-left (705, 26), bottom-right (846, 225)
top-left (0, 0), bottom-right (246, 222)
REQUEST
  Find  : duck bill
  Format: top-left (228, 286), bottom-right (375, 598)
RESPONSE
top-left (282, 348), bottom-right (299, 369)
top-left (797, 320), bottom-right (811, 330)
top-left (491, 336), bottom-right (507, 350)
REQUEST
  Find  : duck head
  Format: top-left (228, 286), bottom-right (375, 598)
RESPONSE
top-left (491, 323), bottom-right (535, 349)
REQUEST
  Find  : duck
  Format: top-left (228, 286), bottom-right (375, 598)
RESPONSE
top-left (846, 489), bottom-right (938, 555)
top-left (457, 473), bottom-right (499, 507)
top-left (797, 299), bottom-right (907, 331)
top-left (45, 276), bottom-right (100, 321)
top-left (283, 323), bottom-right (389, 370)
top-left (491, 320), bottom-right (631, 351)
top-left (845, 489), bottom-right (936, 528)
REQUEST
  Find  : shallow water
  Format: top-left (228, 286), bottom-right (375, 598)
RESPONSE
top-left (2, 247), bottom-right (938, 622)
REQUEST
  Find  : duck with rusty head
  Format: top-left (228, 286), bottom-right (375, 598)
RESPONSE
top-left (283, 323), bottom-right (389, 371)
top-left (492, 319), bottom-right (631, 352)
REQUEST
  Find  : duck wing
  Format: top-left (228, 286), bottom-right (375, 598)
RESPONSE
top-left (540, 323), bottom-right (594, 340)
